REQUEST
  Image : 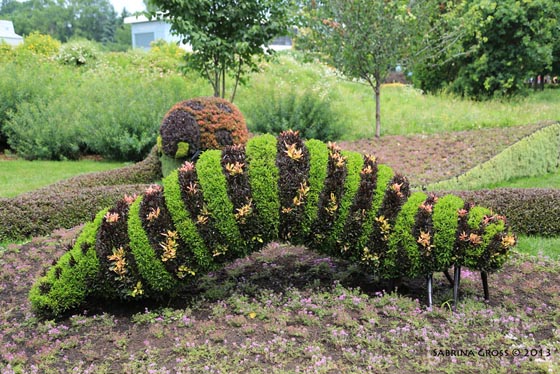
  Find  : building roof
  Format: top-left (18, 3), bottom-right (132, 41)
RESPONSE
top-left (124, 13), bottom-right (167, 25)
top-left (0, 20), bottom-right (22, 39)
top-left (0, 20), bottom-right (23, 45)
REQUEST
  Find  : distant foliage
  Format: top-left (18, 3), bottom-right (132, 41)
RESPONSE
top-left (150, 39), bottom-right (186, 60)
top-left (247, 90), bottom-right (343, 142)
top-left (412, 0), bottom-right (560, 99)
top-left (18, 32), bottom-right (61, 57)
top-left (0, 55), bottom-right (71, 151)
top-left (2, 51), bottom-right (209, 161)
top-left (56, 39), bottom-right (100, 66)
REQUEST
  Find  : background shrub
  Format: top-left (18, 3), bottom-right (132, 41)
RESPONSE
top-left (441, 188), bottom-right (560, 237)
top-left (17, 32), bottom-right (61, 57)
top-left (0, 54), bottom-right (72, 150)
top-left (4, 65), bottom-right (205, 161)
top-left (245, 89), bottom-right (343, 142)
top-left (56, 39), bottom-right (100, 66)
top-left (5, 97), bottom-right (85, 160)
top-left (0, 46), bottom-right (210, 160)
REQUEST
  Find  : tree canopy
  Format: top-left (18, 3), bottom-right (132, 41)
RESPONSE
top-left (412, 0), bottom-right (560, 99)
top-left (0, 0), bottom-right (130, 47)
top-left (298, 0), bottom-right (433, 137)
top-left (147, 0), bottom-right (294, 102)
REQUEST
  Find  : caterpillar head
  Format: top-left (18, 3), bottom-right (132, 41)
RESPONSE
top-left (158, 97), bottom-right (248, 175)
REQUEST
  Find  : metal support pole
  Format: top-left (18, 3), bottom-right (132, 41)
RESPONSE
top-left (453, 265), bottom-right (461, 312)
top-left (427, 274), bottom-right (433, 308)
top-left (443, 269), bottom-right (454, 286)
top-left (481, 271), bottom-right (489, 302)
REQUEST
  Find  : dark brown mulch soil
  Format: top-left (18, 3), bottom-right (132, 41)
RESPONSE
top-left (338, 122), bottom-right (553, 187)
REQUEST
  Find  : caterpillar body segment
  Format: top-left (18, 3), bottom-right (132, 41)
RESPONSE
top-left (29, 208), bottom-right (107, 317)
top-left (29, 132), bottom-right (516, 317)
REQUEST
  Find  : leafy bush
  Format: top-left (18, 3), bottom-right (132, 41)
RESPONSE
top-left (150, 39), bottom-right (186, 60)
top-left (5, 67), bottom-right (198, 161)
top-left (0, 41), bottom-right (14, 61)
top-left (443, 188), bottom-right (560, 237)
top-left (30, 134), bottom-right (515, 318)
top-left (428, 124), bottom-right (560, 190)
top-left (0, 55), bottom-right (72, 150)
top-left (56, 39), bottom-right (100, 66)
top-left (5, 98), bottom-right (86, 160)
top-left (246, 89), bottom-right (343, 141)
top-left (17, 32), bottom-right (61, 57)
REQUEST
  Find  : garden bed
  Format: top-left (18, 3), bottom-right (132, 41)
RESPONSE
top-left (0, 227), bottom-right (558, 373)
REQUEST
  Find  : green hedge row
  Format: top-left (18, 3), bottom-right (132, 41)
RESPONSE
top-left (440, 188), bottom-right (560, 237)
top-left (30, 133), bottom-right (516, 317)
top-left (0, 147), bottom-right (161, 242)
top-left (428, 123), bottom-right (560, 191)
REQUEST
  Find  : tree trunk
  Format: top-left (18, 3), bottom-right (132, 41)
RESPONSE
top-left (374, 79), bottom-right (381, 138)
top-left (214, 68), bottom-right (220, 97)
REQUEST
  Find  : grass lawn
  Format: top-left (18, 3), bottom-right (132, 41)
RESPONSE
top-left (479, 170), bottom-right (560, 190)
top-left (515, 235), bottom-right (560, 260)
top-left (0, 158), bottom-right (127, 198)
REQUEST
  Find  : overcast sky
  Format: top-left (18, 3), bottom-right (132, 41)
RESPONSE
top-left (110, 0), bottom-right (146, 15)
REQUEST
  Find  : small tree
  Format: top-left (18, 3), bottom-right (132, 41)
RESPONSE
top-left (147, 0), bottom-right (293, 102)
top-left (305, 0), bottom-right (427, 137)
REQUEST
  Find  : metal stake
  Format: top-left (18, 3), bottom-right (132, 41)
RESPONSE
top-left (443, 269), bottom-right (454, 286)
top-left (481, 271), bottom-right (489, 302)
top-left (453, 265), bottom-right (461, 312)
top-left (427, 274), bottom-right (433, 308)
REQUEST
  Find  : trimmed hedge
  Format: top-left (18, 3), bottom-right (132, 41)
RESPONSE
top-left (439, 188), bottom-right (560, 237)
top-left (429, 124), bottom-right (560, 190)
top-left (0, 184), bottom-right (150, 242)
top-left (30, 133), bottom-right (516, 318)
top-left (0, 147), bottom-right (161, 242)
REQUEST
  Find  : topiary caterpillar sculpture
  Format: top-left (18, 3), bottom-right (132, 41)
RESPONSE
top-left (29, 131), bottom-right (516, 318)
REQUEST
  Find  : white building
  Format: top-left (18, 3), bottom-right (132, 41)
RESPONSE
top-left (124, 14), bottom-right (191, 50)
top-left (0, 20), bottom-right (23, 46)
top-left (124, 14), bottom-right (292, 51)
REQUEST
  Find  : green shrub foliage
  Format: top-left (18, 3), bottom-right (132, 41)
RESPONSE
top-left (246, 89), bottom-right (343, 142)
top-left (30, 132), bottom-right (516, 317)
